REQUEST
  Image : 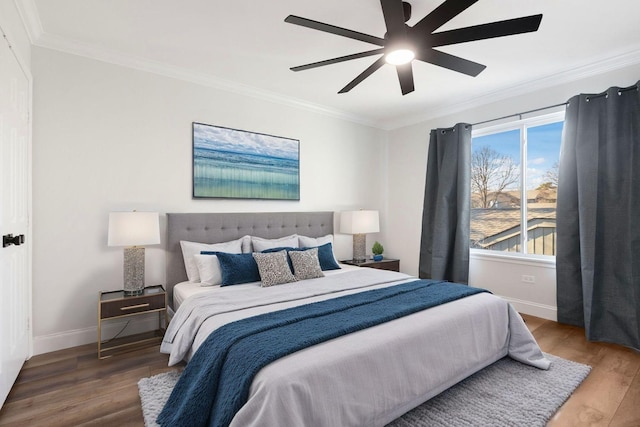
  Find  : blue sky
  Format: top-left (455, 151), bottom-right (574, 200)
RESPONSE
top-left (472, 121), bottom-right (563, 189)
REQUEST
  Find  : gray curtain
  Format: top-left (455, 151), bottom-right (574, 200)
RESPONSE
top-left (419, 123), bottom-right (471, 283)
top-left (556, 81), bottom-right (640, 350)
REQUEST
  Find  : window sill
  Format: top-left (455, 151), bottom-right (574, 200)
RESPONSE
top-left (470, 249), bottom-right (556, 269)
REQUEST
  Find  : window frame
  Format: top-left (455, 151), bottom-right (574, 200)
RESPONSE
top-left (470, 110), bottom-right (565, 261)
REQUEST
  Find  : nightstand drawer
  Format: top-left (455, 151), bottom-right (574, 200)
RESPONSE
top-left (340, 258), bottom-right (400, 272)
top-left (367, 260), bottom-right (400, 271)
top-left (100, 294), bottom-right (165, 319)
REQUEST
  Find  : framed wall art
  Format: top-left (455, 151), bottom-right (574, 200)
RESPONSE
top-left (192, 122), bottom-right (300, 200)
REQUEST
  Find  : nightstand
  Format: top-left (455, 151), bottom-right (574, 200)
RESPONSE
top-left (341, 258), bottom-right (400, 272)
top-left (98, 285), bottom-right (167, 359)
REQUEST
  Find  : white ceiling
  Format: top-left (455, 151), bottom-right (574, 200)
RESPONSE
top-left (20, 0), bottom-right (640, 129)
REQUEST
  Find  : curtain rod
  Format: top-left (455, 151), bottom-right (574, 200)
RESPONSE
top-left (471, 102), bottom-right (568, 127)
top-left (471, 83), bottom-right (639, 128)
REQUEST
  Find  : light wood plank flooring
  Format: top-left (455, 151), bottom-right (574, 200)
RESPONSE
top-left (523, 314), bottom-right (640, 427)
top-left (0, 315), bottom-right (638, 426)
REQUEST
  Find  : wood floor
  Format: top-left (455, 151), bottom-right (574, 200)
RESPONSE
top-left (0, 315), bottom-right (638, 426)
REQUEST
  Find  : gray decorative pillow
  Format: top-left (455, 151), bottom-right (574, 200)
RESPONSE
top-left (289, 247), bottom-right (325, 280)
top-left (252, 250), bottom-right (297, 287)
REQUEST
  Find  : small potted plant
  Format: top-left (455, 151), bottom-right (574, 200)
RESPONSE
top-left (372, 241), bottom-right (384, 261)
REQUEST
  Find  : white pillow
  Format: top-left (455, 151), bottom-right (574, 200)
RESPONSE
top-left (180, 238), bottom-right (244, 282)
top-left (298, 234), bottom-right (333, 248)
top-left (251, 234), bottom-right (299, 252)
top-left (194, 254), bottom-right (222, 287)
top-left (240, 235), bottom-right (252, 253)
top-left (299, 234), bottom-right (339, 265)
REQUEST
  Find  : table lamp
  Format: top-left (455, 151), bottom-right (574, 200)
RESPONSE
top-left (108, 211), bottom-right (160, 296)
top-left (340, 210), bottom-right (379, 263)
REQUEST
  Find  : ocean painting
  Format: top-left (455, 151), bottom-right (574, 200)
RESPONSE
top-left (192, 123), bottom-right (300, 200)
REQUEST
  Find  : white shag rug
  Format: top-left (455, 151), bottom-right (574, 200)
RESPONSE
top-left (139, 353), bottom-right (590, 427)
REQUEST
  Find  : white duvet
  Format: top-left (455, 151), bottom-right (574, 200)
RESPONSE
top-left (161, 267), bottom-right (549, 427)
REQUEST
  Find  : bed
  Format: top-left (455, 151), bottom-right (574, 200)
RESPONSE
top-left (160, 212), bottom-right (549, 427)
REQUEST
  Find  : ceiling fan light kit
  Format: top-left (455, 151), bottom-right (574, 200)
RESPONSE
top-left (285, 0), bottom-right (543, 96)
top-left (385, 48), bottom-right (415, 66)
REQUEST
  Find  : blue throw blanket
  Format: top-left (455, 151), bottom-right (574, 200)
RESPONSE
top-left (158, 279), bottom-right (488, 427)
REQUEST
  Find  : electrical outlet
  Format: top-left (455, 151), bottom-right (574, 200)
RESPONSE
top-left (521, 275), bottom-right (535, 283)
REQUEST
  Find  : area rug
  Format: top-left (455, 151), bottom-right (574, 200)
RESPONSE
top-left (138, 353), bottom-right (590, 427)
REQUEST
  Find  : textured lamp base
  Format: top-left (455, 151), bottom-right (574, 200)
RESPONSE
top-left (123, 247), bottom-right (145, 296)
top-left (353, 233), bottom-right (366, 263)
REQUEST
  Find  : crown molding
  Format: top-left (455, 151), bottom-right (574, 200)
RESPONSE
top-left (33, 32), bottom-right (380, 129)
top-left (14, 0), bottom-right (43, 44)
top-left (382, 46), bottom-right (640, 130)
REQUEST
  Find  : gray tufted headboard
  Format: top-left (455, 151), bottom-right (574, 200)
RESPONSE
top-left (166, 211), bottom-right (334, 307)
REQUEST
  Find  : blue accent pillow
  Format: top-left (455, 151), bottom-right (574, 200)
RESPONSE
top-left (314, 242), bottom-right (341, 271)
top-left (261, 243), bottom-right (340, 272)
top-left (201, 251), bottom-right (260, 286)
top-left (261, 246), bottom-right (295, 253)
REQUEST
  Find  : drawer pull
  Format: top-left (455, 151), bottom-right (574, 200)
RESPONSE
top-left (120, 303), bottom-right (150, 311)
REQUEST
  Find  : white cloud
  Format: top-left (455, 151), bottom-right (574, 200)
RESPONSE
top-left (527, 167), bottom-right (546, 189)
top-left (193, 123), bottom-right (298, 159)
top-left (529, 157), bottom-right (546, 165)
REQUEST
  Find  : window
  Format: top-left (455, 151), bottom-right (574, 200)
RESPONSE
top-left (470, 112), bottom-right (563, 257)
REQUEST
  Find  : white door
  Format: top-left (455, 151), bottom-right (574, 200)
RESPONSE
top-left (0, 31), bottom-right (31, 408)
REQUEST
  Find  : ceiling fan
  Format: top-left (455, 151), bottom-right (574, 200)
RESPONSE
top-left (285, 0), bottom-right (543, 95)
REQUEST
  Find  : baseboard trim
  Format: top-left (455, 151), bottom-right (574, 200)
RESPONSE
top-left (499, 296), bottom-right (557, 321)
top-left (33, 315), bottom-right (161, 356)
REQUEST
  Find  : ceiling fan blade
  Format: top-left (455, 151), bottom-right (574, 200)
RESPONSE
top-left (338, 57), bottom-right (386, 93)
top-left (413, 0), bottom-right (479, 34)
top-left (285, 15), bottom-right (385, 46)
top-left (396, 63), bottom-right (415, 95)
top-left (431, 14), bottom-right (543, 47)
top-left (291, 49), bottom-right (385, 72)
top-left (380, 0), bottom-right (408, 37)
top-left (417, 48), bottom-right (486, 76)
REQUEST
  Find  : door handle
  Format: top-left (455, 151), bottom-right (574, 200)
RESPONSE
top-left (3, 234), bottom-right (25, 248)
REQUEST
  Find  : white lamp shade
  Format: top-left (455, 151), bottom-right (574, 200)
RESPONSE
top-left (340, 210), bottom-right (380, 234)
top-left (108, 212), bottom-right (160, 247)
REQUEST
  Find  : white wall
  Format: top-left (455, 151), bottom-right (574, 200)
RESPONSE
top-left (387, 63), bottom-right (640, 320)
top-left (31, 47), bottom-right (389, 354)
